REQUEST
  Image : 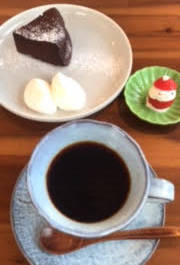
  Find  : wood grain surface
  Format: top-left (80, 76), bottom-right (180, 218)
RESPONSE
top-left (0, 0), bottom-right (180, 264)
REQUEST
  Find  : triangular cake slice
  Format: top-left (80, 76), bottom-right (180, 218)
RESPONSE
top-left (13, 8), bottom-right (72, 66)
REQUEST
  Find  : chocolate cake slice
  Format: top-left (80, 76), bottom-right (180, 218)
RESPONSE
top-left (13, 8), bottom-right (72, 66)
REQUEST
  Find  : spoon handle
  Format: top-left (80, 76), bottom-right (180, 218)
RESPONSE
top-left (106, 226), bottom-right (180, 240)
top-left (40, 226), bottom-right (180, 255)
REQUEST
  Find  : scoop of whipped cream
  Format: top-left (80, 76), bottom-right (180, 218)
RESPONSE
top-left (51, 72), bottom-right (86, 111)
top-left (24, 73), bottom-right (86, 114)
top-left (24, 78), bottom-right (57, 114)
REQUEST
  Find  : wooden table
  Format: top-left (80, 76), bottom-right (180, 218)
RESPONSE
top-left (0, 0), bottom-right (180, 264)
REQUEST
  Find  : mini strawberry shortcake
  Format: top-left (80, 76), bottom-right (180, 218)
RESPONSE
top-left (146, 75), bottom-right (177, 112)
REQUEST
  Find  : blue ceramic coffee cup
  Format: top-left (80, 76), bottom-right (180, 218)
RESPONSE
top-left (27, 119), bottom-right (174, 238)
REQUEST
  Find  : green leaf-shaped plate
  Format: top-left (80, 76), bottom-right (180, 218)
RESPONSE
top-left (124, 66), bottom-right (180, 125)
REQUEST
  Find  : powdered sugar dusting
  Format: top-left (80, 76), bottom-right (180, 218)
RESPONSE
top-left (0, 34), bottom-right (121, 79)
top-left (16, 26), bottom-right (65, 42)
top-left (15, 8), bottom-right (66, 43)
top-left (0, 34), bottom-right (59, 77)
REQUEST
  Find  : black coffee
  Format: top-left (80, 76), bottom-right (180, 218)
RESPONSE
top-left (47, 141), bottom-right (130, 223)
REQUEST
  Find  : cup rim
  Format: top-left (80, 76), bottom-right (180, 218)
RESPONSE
top-left (27, 119), bottom-right (150, 238)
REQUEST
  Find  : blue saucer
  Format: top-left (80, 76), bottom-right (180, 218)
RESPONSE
top-left (10, 167), bottom-right (165, 265)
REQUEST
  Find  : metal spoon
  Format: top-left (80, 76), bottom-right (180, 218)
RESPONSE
top-left (39, 226), bottom-right (180, 255)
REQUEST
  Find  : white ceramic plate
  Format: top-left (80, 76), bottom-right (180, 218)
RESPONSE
top-left (0, 4), bottom-right (132, 122)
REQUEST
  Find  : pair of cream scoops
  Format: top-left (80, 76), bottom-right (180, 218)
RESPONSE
top-left (24, 73), bottom-right (86, 114)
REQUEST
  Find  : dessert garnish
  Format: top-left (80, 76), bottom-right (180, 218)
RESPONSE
top-left (146, 75), bottom-right (177, 112)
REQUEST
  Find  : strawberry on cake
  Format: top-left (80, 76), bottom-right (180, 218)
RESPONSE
top-left (146, 75), bottom-right (177, 112)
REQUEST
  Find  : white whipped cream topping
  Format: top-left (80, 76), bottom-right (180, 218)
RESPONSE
top-left (51, 72), bottom-right (86, 111)
top-left (24, 78), bottom-right (57, 114)
top-left (162, 75), bottom-right (170, 81)
top-left (148, 85), bottom-right (176, 102)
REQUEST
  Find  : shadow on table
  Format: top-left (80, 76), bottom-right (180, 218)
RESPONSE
top-left (117, 95), bottom-right (179, 136)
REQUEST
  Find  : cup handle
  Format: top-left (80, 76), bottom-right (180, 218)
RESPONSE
top-left (148, 177), bottom-right (174, 203)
